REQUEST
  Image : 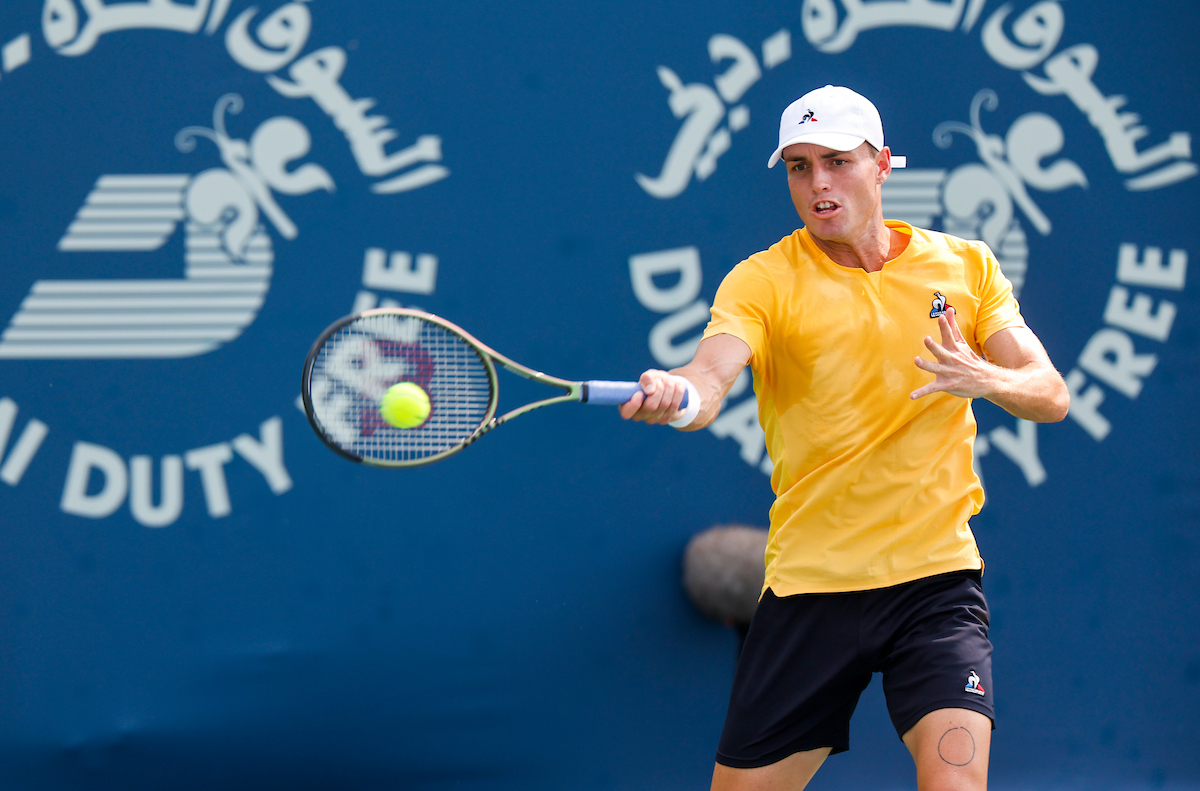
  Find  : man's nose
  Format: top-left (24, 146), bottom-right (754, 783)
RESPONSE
top-left (811, 164), bottom-right (832, 191)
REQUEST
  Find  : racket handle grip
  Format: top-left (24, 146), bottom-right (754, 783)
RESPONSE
top-left (583, 380), bottom-right (689, 409)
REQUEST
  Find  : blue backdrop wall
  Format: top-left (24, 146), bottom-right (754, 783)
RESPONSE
top-left (1, 1), bottom-right (1197, 789)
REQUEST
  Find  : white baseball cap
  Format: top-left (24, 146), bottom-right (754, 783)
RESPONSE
top-left (767, 85), bottom-right (906, 169)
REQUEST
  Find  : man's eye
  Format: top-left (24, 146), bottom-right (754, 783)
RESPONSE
top-left (832, 159), bottom-right (847, 166)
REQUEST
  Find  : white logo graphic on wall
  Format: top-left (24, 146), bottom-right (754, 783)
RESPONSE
top-left (0, 94), bottom-right (334, 359)
top-left (0, 0), bottom-right (449, 526)
top-left (628, 0), bottom-right (1193, 487)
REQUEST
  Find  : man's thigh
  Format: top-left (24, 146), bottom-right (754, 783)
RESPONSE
top-left (902, 708), bottom-right (991, 791)
top-left (711, 747), bottom-right (831, 791)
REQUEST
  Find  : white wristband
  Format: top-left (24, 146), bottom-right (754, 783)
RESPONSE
top-left (668, 376), bottom-right (702, 429)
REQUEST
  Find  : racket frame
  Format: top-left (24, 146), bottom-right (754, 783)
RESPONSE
top-left (302, 308), bottom-right (586, 468)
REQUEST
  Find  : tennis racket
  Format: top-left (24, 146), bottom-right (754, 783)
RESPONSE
top-left (301, 308), bottom-right (692, 467)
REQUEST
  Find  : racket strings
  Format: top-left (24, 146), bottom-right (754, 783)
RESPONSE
top-left (308, 313), bottom-right (494, 463)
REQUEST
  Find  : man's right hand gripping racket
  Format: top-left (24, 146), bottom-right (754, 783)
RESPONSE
top-left (301, 308), bottom-right (698, 468)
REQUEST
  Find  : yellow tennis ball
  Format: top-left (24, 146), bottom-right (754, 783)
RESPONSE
top-left (380, 381), bottom-right (431, 429)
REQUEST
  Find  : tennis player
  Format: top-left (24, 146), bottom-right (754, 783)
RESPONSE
top-left (620, 85), bottom-right (1069, 791)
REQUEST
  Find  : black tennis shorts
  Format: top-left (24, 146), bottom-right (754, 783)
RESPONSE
top-left (716, 570), bottom-right (994, 768)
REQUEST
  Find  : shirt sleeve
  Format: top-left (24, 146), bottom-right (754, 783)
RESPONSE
top-left (972, 242), bottom-right (1027, 350)
top-left (701, 256), bottom-right (775, 367)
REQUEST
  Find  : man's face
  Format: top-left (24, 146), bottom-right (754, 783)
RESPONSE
top-left (783, 141), bottom-right (889, 245)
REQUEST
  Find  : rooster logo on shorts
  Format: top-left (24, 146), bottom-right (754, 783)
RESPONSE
top-left (965, 670), bottom-right (985, 696)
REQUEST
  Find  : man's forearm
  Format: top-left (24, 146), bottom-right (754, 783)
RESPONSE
top-left (670, 334), bottom-right (753, 431)
top-left (981, 362), bottom-right (1070, 423)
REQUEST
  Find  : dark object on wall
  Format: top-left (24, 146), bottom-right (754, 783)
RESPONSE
top-left (682, 525), bottom-right (769, 628)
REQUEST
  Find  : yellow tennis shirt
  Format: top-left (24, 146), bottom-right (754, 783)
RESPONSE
top-left (702, 221), bottom-right (1025, 595)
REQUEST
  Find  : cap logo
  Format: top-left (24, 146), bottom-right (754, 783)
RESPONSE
top-left (799, 109), bottom-right (817, 125)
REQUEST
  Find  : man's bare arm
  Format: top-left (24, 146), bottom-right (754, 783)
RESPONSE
top-left (910, 307), bottom-right (1069, 423)
top-left (618, 334), bottom-right (752, 429)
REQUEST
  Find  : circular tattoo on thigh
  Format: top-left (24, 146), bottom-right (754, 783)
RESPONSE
top-left (937, 726), bottom-right (976, 766)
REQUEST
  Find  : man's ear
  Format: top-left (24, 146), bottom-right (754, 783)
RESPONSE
top-left (876, 147), bottom-right (892, 184)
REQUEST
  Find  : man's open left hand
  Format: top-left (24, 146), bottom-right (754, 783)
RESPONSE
top-left (910, 307), bottom-right (994, 401)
